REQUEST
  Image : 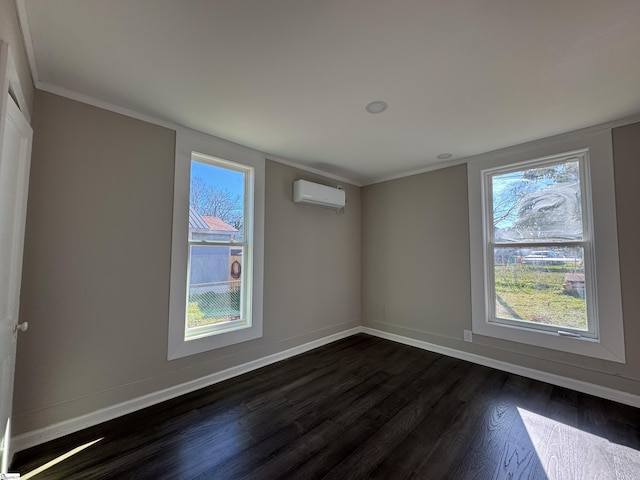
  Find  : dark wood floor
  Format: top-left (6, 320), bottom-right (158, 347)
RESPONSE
top-left (11, 334), bottom-right (640, 479)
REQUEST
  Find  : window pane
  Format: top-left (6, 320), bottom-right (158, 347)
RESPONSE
top-left (493, 246), bottom-right (587, 330)
top-left (187, 245), bottom-right (244, 330)
top-left (492, 160), bottom-right (582, 243)
top-left (190, 160), bottom-right (245, 241)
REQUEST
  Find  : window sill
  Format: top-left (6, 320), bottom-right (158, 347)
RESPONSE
top-left (472, 319), bottom-right (625, 363)
top-left (168, 323), bottom-right (262, 360)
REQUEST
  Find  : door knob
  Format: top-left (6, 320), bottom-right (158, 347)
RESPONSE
top-left (14, 322), bottom-right (28, 332)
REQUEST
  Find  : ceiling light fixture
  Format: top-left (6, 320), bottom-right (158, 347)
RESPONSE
top-left (365, 101), bottom-right (388, 114)
top-left (437, 153), bottom-right (453, 160)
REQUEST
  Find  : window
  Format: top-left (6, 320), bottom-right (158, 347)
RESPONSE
top-left (468, 129), bottom-right (625, 363)
top-left (186, 155), bottom-right (253, 339)
top-left (168, 130), bottom-right (264, 360)
top-left (484, 152), bottom-right (596, 338)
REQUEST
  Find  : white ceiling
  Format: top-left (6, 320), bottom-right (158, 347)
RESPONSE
top-left (21, 0), bottom-right (640, 185)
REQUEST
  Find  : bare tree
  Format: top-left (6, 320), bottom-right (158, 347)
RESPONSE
top-left (190, 176), bottom-right (243, 231)
top-left (492, 181), bottom-right (531, 228)
top-left (493, 161), bottom-right (582, 239)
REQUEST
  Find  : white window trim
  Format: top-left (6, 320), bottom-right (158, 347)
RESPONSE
top-left (468, 128), bottom-right (626, 363)
top-left (168, 130), bottom-right (265, 360)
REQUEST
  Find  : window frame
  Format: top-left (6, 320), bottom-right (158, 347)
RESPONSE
top-left (168, 130), bottom-right (264, 360)
top-left (467, 129), bottom-right (625, 363)
top-left (482, 151), bottom-right (598, 339)
top-left (185, 154), bottom-right (254, 340)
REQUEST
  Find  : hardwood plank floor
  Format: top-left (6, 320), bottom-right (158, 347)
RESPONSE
top-left (11, 334), bottom-right (640, 479)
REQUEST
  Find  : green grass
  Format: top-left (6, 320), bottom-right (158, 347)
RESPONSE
top-left (186, 291), bottom-right (241, 329)
top-left (494, 264), bottom-right (587, 330)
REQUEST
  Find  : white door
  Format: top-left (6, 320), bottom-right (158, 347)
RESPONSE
top-left (0, 42), bottom-right (33, 473)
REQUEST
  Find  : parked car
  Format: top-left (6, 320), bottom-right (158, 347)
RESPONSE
top-left (522, 250), bottom-right (582, 265)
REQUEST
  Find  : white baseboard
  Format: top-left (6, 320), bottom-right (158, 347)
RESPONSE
top-left (11, 327), bottom-right (361, 454)
top-left (361, 327), bottom-right (640, 409)
top-left (13, 325), bottom-right (640, 454)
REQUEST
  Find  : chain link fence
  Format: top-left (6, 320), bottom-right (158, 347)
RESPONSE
top-left (187, 280), bottom-right (242, 328)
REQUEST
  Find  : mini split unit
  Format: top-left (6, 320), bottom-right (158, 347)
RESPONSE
top-left (293, 179), bottom-right (346, 209)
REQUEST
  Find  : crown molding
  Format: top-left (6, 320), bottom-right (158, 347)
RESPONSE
top-left (15, 0), bottom-right (640, 190)
top-left (33, 83), bottom-right (363, 186)
top-left (363, 113), bottom-right (640, 186)
top-left (363, 157), bottom-right (469, 186)
top-left (267, 155), bottom-right (363, 187)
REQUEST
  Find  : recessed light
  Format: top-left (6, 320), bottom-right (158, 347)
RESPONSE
top-left (365, 101), bottom-right (388, 114)
top-left (437, 153), bottom-right (453, 160)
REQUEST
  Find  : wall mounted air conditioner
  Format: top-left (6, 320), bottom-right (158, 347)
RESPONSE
top-left (293, 179), bottom-right (346, 209)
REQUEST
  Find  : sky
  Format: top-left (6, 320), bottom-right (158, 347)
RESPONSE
top-left (191, 160), bottom-right (244, 197)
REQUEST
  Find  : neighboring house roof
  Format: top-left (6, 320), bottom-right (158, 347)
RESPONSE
top-left (189, 207), bottom-right (237, 234)
top-left (189, 206), bottom-right (210, 231)
top-left (202, 216), bottom-right (238, 232)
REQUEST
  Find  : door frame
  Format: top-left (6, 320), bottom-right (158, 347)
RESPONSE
top-left (0, 43), bottom-right (30, 125)
top-left (0, 41), bottom-right (32, 472)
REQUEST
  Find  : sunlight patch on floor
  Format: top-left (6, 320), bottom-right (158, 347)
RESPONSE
top-left (517, 407), bottom-right (640, 479)
top-left (20, 438), bottom-right (103, 479)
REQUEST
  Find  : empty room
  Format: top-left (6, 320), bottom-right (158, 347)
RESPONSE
top-left (1, 1), bottom-right (639, 479)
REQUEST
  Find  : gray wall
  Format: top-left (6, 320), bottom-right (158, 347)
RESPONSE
top-left (264, 161), bottom-right (361, 344)
top-left (612, 122), bottom-right (640, 386)
top-left (362, 164), bottom-right (472, 340)
top-left (13, 91), bottom-right (361, 435)
top-left (0, 0), bottom-right (34, 114)
top-left (362, 124), bottom-right (640, 396)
